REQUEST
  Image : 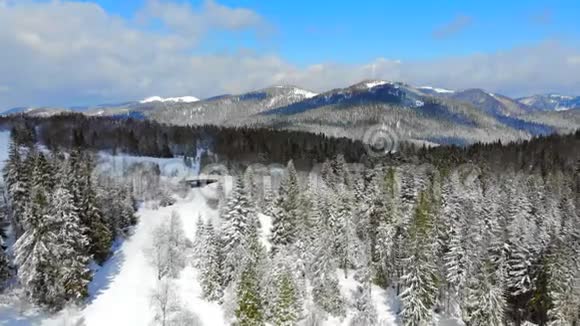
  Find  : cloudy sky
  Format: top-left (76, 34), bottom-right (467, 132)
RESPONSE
top-left (1, 0), bottom-right (580, 109)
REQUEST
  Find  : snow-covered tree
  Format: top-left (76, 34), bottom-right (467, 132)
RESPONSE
top-left (350, 283), bottom-right (378, 326)
top-left (191, 214), bottom-right (207, 268)
top-left (310, 230), bottom-right (345, 317)
top-left (464, 258), bottom-right (506, 326)
top-left (399, 191), bottom-right (438, 326)
top-left (13, 171), bottom-right (55, 306)
top-left (235, 264), bottom-right (264, 326)
top-left (150, 279), bottom-right (200, 326)
top-left (546, 239), bottom-right (580, 326)
top-left (3, 138), bottom-right (30, 238)
top-left (221, 177), bottom-right (261, 285)
top-left (271, 270), bottom-right (301, 326)
top-left (271, 161), bottom-right (300, 252)
top-left (199, 221), bottom-right (223, 302)
top-left (148, 211), bottom-right (187, 280)
top-left (50, 181), bottom-right (91, 305)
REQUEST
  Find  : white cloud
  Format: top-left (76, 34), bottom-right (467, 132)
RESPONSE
top-left (136, 0), bottom-right (269, 44)
top-left (0, 1), bottom-right (579, 109)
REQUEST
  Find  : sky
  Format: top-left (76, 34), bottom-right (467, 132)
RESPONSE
top-left (0, 0), bottom-right (579, 109)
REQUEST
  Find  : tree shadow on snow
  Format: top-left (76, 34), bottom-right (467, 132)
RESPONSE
top-left (86, 238), bottom-right (126, 303)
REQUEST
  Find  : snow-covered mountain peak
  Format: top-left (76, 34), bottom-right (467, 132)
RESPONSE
top-left (140, 96), bottom-right (200, 104)
top-left (364, 80), bottom-right (390, 89)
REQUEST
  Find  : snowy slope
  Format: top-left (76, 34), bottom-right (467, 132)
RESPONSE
top-left (140, 96), bottom-right (200, 104)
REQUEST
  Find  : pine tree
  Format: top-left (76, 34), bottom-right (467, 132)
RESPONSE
top-left (464, 258), bottom-right (506, 326)
top-left (310, 230), bottom-right (345, 317)
top-left (546, 239), bottom-right (580, 325)
top-left (192, 214), bottom-right (206, 268)
top-left (271, 161), bottom-right (300, 252)
top-left (51, 181), bottom-right (92, 304)
top-left (79, 158), bottom-right (113, 265)
top-left (221, 177), bottom-right (261, 285)
top-left (200, 221), bottom-right (223, 302)
top-left (399, 191), bottom-right (438, 326)
top-left (272, 271), bottom-right (301, 326)
top-left (3, 138), bottom-right (30, 238)
top-left (13, 178), bottom-right (59, 307)
top-left (235, 264), bottom-right (264, 326)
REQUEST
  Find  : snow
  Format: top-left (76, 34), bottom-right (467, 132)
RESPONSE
top-left (292, 87), bottom-right (317, 99)
top-left (257, 213), bottom-right (272, 251)
top-left (332, 270), bottom-right (399, 326)
top-left (365, 81), bottom-right (389, 89)
top-left (418, 86), bottom-right (455, 94)
top-left (140, 96), bottom-right (199, 104)
top-left (555, 106), bottom-right (571, 111)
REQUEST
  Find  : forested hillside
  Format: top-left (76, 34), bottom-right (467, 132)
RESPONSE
top-left (0, 115), bottom-right (578, 325)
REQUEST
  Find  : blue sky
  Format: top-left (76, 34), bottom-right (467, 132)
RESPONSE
top-left (0, 0), bottom-right (579, 108)
top-left (87, 0), bottom-right (580, 65)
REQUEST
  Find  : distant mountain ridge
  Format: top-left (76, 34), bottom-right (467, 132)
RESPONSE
top-left (517, 94), bottom-right (580, 111)
top-left (3, 81), bottom-right (579, 147)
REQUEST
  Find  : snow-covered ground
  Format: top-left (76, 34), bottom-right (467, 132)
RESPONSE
top-left (0, 189), bottom-right (226, 325)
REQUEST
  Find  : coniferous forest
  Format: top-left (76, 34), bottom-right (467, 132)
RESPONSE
top-left (0, 115), bottom-right (578, 325)
top-left (0, 129), bottom-right (136, 311)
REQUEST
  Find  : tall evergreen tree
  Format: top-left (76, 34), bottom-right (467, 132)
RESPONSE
top-left (272, 270), bottom-right (301, 326)
top-left (200, 221), bottom-right (223, 302)
top-left (221, 177), bottom-right (260, 285)
top-left (235, 264), bottom-right (264, 326)
top-left (399, 191), bottom-right (438, 326)
top-left (3, 137), bottom-right (30, 238)
top-left (464, 258), bottom-right (507, 326)
top-left (271, 161), bottom-right (300, 252)
top-left (50, 180), bottom-right (91, 305)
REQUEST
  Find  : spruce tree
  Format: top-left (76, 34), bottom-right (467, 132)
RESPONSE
top-left (78, 156), bottom-right (113, 265)
top-left (3, 138), bottom-right (30, 238)
top-left (221, 177), bottom-right (260, 285)
top-left (235, 264), bottom-right (264, 326)
top-left (399, 191), bottom-right (438, 326)
top-left (200, 221), bottom-right (223, 302)
top-left (13, 179), bottom-right (58, 307)
top-left (192, 214), bottom-right (206, 268)
top-left (272, 271), bottom-right (301, 326)
top-left (464, 258), bottom-right (506, 326)
top-left (310, 230), bottom-right (345, 317)
top-left (51, 181), bottom-right (92, 305)
top-left (271, 161), bottom-right (300, 252)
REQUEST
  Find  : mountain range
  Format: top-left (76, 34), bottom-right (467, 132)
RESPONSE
top-left (4, 81), bottom-right (580, 147)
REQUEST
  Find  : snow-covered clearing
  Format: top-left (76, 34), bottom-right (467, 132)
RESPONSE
top-left (0, 189), bottom-right (225, 325)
